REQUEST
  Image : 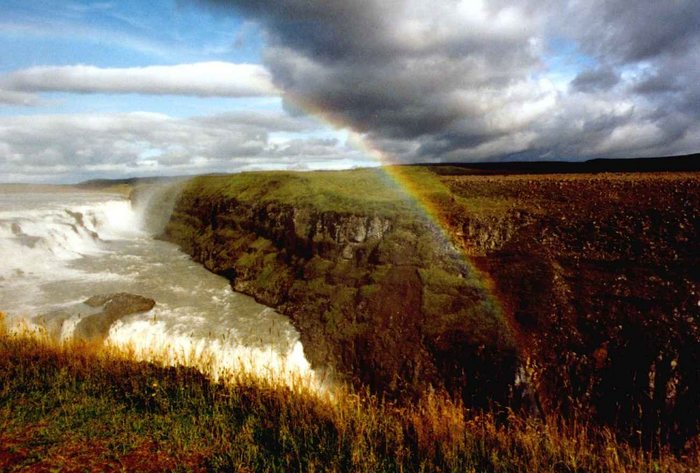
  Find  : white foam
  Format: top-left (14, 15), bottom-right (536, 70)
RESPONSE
top-left (107, 312), bottom-right (321, 390)
top-left (58, 314), bottom-right (83, 342)
top-left (1, 187), bottom-right (327, 394)
top-left (0, 193), bottom-right (145, 282)
top-left (87, 200), bottom-right (146, 240)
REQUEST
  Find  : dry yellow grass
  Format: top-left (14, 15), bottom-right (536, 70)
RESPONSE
top-left (1, 314), bottom-right (697, 472)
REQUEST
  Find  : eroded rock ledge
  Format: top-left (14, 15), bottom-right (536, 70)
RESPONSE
top-left (152, 169), bottom-right (700, 449)
top-left (161, 181), bottom-right (516, 403)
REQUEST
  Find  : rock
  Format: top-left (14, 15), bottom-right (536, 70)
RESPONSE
top-left (84, 292), bottom-right (155, 316)
top-left (162, 185), bottom-right (515, 403)
top-left (341, 244), bottom-right (355, 260)
top-left (76, 293), bottom-right (155, 341)
top-left (157, 170), bottom-right (700, 448)
top-left (33, 293), bottom-right (155, 342)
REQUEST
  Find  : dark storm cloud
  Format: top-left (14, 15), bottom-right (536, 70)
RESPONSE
top-left (571, 67), bottom-right (619, 93)
top-left (564, 0), bottom-right (700, 65)
top-left (201, 0), bottom-right (700, 161)
top-left (632, 73), bottom-right (681, 96)
top-left (561, 0), bottom-right (700, 144)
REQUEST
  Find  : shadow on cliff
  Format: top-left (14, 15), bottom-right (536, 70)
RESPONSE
top-left (145, 168), bottom-right (699, 451)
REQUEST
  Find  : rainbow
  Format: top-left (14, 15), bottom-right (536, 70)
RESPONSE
top-left (292, 98), bottom-right (509, 327)
top-left (294, 100), bottom-right (519, 326)
top-left (292, 97), bottom-right (461, 250)
top-left (348, 131), bottom-right (461, 251)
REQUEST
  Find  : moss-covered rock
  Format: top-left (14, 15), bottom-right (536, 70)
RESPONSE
top-left (159, 169), bottom-right (516, 404)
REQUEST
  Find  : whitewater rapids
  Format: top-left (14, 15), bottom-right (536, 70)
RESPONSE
top-left (0, 185), bottom-right (323, 388)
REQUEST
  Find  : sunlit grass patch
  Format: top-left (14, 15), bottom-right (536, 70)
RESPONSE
top-left (0, 312), bottom-right (697, 472)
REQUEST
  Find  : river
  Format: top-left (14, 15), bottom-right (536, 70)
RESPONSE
top-left (0, 185), bottom-right (319, 385)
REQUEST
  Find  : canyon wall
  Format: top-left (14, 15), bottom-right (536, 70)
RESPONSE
top-left (159, 172), bottom-right (516, 404)
top-left (152, 169), bottom-right (700, 449)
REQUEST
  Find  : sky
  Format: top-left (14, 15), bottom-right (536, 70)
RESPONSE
top-left (1, 0), bottom-right (699, 183)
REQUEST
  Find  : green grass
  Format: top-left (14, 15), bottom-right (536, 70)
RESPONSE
top-left (1, 326), bottom-right (697, 472)
top-left (183, 167), bottom-right (454, 217)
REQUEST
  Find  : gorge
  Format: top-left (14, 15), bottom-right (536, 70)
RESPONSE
top-left (153, 165), bottom-right (700, 450)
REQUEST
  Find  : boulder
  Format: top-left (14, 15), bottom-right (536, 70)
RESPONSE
top-left (75, 293), bottom-right (155, 341)
top-left (84, 292), bottom-right (155, 316)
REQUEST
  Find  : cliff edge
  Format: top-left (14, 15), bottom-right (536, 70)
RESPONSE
top-left (154, 167), bottom-right (700, 449)
top-left (161, 169), bottom-right (516, 403)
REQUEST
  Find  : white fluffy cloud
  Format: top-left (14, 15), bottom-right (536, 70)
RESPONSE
top-left (0, 89), bottom-right (40, 106)
top-left (4, 0), bottom-right (699, 183)
top-left (0, 62), bottom-right (278, 99)
top-left (0, 111), bottom-right (368, 183)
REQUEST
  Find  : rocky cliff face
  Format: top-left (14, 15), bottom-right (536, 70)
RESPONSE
top-left (153, 169), bottom-right (699, 450)
top-left (161, 185), bottom-right (516, 403)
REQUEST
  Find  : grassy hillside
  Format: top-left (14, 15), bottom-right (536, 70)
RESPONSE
top-left (3, 167), bottom-right (699, 470)
top-left (1, 326), bottom-right (697, 472)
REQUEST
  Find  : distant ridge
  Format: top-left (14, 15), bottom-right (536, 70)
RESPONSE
top-left (74, 153), bottom-right (700, 187)
top-left (423, 153), bottom-right (700, 175)
top-left (76, 175), bottom-right (184, 188)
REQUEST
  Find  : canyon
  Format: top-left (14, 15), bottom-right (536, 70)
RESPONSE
top-left (154, 166), bottom-right (699, 449)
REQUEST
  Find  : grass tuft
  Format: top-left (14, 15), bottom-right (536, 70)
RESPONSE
top-left (0, 318), bottom-right (697, 472)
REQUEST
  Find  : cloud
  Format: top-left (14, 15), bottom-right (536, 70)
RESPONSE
top-left (0, 111), bottom-right (368, 183)
top-left (199, 0), bottom-right (700, 162)
top-left (0, 89), bottom-right (40, 106)
top-left (559, 0), bottom-right (700, 65)
top-left (0, 62), bottom-right (278, 98)
top-left (570, 67), bottom-right (619, 93)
